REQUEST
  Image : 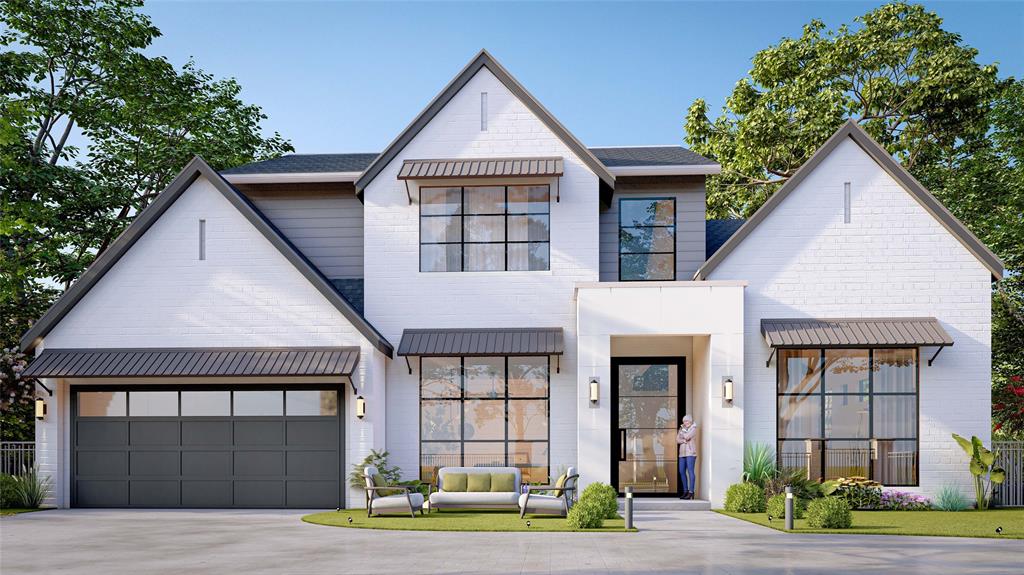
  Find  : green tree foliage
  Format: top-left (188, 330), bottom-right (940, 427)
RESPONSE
top-left (684, 2), bottom-right (1024, 431)
top-left (0, 0), bottom-right (293, 439)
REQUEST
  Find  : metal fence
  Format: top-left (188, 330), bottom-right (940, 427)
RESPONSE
top-left (0, 442), bottom-right (35, 476)
top-left (994, 441), bottom-right (1023, 507)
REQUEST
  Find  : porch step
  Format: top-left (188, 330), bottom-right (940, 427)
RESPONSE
top-left (618, 498), bottom-right (711, 511)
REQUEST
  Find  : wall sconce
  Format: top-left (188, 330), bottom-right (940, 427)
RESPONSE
top-left (355, 396), bottom-right (366, 419)
top-left (35, 397), bottom-right (47, 420)
top-left (722, 376), bottom-right (734, 403)
top-left (589, 377), bottom-right (600, 405)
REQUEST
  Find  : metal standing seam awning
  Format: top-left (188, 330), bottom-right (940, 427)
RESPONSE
top-left (22, 348), bottom-right (361, 391)
top-left (760, 317), bottom-right (954, 367)
top-left (396, 328), bottom-right (565, 374)
top-left (396, 157), bottom-right (564, 203)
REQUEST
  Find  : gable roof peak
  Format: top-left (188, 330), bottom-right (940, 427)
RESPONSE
top-left (354, 50), bottom-right (615, 197)
top-left (694, 120), bottom-right (1003, 281)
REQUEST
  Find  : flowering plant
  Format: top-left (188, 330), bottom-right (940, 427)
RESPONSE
top-left (992, 373), bottom-right (1024, 437)
top-left (879, 489), bottom-right (931, 511)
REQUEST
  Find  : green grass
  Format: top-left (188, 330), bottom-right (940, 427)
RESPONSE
top-left (717, 508), bottom-right (1024, 539)
top-left (302, 509), bottom-right (635, 532)
top-left (0, 507), bottom-right (49, 517)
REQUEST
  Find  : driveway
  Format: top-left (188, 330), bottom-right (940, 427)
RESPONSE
top-left (1, 509), bottom-right (1020, 574)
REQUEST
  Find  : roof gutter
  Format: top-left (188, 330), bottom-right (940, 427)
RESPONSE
top-left (221, 172), bottom-right (362, 184)
top-left (608, 164), bottom-right (721, 177)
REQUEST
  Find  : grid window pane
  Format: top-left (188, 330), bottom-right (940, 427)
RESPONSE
top-left (421, 187), bottom-right (461, 215)
top-left (509, 357), bottom-right (548, 397)
top-left (465, 243), bottom-right (505, 271)
top-left (78, 392), bottom-right (127, 417)
top-left (463, 442), bottom-right (506, 468)
top-left (508, 186), bottom-right (550, 213)
top-left (825, 440), bottom-right (870, 479)
top-left (778, 393), bottom-right (821, 438)
top-left (620, 198), bottom-right (674, 226)
top-left (464, 215), bottom-right (505, 242)
top-left (464, 399), bottom-right (505, 440)
top-left (286, 390), bottom-right (338, 416)
top-left (421, 357), bottom-right (460, 398)
top-left (420, 215), bottom-right (462, 243)
top-left (509, 400), bottom-right (547, 440)
top-left (464, 186), bottom-right (505, 214)
top-left (779, 349), bottom-right (822, 394)
top-left (421, 244), bottom-right (462, 272)
top-left (507, 242), bottom-right (549, 271)
top-left (465, 357), bottom-right (505, 398)
top-left (874, 349), bottom-right (917, 393)
top-left (779, 439), bottom-right (823, 482)
top-left (421, 400), bottom-right (461, 440)
top-left (620, 253), bottom-right (674, 281)
top-left (873, 395), bottom-right (917, 438)
top-left (507, 215), bottom-right (549, 242)
top-left (824, 393), bottom-right (869, 438)
top-left (510, 442), bottom-right (549, 484)
top-left (181, 391), bottom-right (230, 416)
top-left (619, 226), bottom-right (675, 253)
top-left (825, 349), bottom-right (869, 393)
top-left (233, 391), bottom-right (283, 416)
top-left (873, 440), bottom-right (917, 486)
top-left (128, 391), bottom-right (178, 416)
top-left (421, 442), bottom-right (459, 484)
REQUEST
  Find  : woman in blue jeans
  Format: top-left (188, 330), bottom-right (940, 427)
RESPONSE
top-left (677, 415), bottom-right (697, 500)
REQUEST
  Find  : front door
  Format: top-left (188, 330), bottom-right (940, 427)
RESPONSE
top-left (611, 357), bottom-right (684, 496)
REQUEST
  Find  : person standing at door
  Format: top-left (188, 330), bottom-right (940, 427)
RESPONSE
top-left (677, 415), bottom-right (697, 500)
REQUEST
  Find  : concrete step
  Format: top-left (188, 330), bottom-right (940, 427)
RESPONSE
top-left (619, 498), bottom-right (711, 511)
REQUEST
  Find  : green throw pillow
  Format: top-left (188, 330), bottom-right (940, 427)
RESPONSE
top-left (443, 473), bottom-right (468, 492)
top-left (490, 473), bottom-right (516, 492)
top-left (467, 473), bottom-right (491, 492)
top-left (553, 473), bottom-right (568, 495)
top-left (369, 473), bottom-right (383, 488)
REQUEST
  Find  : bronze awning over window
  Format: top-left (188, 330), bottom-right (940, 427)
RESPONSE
top-left (21, 347), bottom-right (360, 379)
top-left (761, 318), bottom-right (953, 366)
top-left (397, 157), bottom-right (563, 180)
top-left (397, 328), bottom-right (564, 357)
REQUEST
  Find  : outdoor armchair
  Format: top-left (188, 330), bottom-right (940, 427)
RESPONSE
top-left (363, 465), bottom-right (425, 518)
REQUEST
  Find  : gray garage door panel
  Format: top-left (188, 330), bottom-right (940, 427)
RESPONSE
top-left (72, 386), bottom-right (342, 508)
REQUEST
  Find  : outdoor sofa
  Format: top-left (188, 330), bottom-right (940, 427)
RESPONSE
top-left (428, 466), bottom-right (522, 511)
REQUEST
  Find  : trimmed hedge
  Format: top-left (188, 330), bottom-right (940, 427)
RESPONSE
top-left (579, 482), bottom-right (618, 519)
top-left (0, 474), bottom-right (17, 508)
top-left (806, 496), bottom-right (852, 528)
top-left (724, 482), bottom-right (766, 513)
top-left (566, 496), bottom-right (605, 529)
top-left (766, 493), bottom-right (806, 519)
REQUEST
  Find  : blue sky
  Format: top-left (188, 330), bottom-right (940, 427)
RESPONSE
top-left (141, 1), bottom-right (1024, 153)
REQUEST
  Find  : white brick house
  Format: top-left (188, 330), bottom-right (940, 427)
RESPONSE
top-left (21, 51), bottom-right (1002, 509)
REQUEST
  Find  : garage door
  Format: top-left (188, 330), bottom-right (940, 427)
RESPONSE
top-left (72, 386), bottom-right (343, 508)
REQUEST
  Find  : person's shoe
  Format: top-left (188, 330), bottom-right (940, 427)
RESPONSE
top-left (689, 491), bottom-right (695, 500)
top-left (678, 493), bottom-right (686, 499)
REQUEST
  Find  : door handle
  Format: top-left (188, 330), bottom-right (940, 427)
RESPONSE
top-left (619, 429), bottom-right (627, 461)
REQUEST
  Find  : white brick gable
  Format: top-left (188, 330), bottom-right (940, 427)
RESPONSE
top-left (707, 136), bottom-right (992, 496)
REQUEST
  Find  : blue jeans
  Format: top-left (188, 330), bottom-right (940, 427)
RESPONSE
top-left (679, 456), bottom-right (696, 494)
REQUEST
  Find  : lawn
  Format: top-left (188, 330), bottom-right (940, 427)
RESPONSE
top-left (717, 509), bottom-right (1024, 539)
top-left (0, 508), bottom-right (49, 517)
top-left (302, 509), bottom-right (634, 532)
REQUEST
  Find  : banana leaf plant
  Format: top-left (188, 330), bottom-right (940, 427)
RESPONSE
top-left (951, 434), bottom-right (1006, 510)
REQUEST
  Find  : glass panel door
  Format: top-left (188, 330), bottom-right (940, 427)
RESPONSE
top-left (612, 358), bottom-right (683, 496)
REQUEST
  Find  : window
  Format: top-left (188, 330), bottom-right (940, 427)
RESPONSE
top-left (618, 197), bottom-right (675, 281)
top-left (420, 185), bottom-right (550, 272)
top-left (420, 356), bottom-right (550, 483)
top-left (777, 348), bottom-right (918, 485)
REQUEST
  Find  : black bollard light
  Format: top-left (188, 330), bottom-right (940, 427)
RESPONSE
top-left (784, 486), bottom-right (794, 531)
top-left (625, 486), bottom-right (634, 530)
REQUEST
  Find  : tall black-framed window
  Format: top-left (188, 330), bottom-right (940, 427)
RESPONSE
top-left (777, 348), bottom-right (919, 486)
top-left (419, 185), bottom-right (551, 272)
top-left (618, 197), bottom-right (676, 281)
top-left (419, 356), bottom-right (550, 484)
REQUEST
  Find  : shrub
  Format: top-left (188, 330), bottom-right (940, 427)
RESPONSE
top-left (933, 484), bottom-right (971, 511)
top-left (806, 497), bottom-right (852, 529)
top-left (0, 474), bottom-right (18, 508)
top-left (742, 442), bottom-right (776, 487)
top-left (724, 482), bottom-right (766, 513)
top-left (766, 493), bottom-right (807, 519)
top-left (10, 469), bottom-right (52, 509)
top-left (348, 449), bottom-right (402, 491)
top-left (579, 482), bottom-right (618, 519)
top-left (566, 496), bottom-right (604, 529)
top-left (823, 477), bottom-right (881, 510)
top-left (879, 490), bottom-right (931, 511)
top-left (763, 468), bottom-right (823, 501)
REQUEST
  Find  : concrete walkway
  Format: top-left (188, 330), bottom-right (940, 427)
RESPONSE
top-left (1, 509), bottom-right (1020, 574)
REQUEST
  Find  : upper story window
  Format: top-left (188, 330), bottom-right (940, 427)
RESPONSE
top-left (618, 197), bottom-right (675, 281)
top-left (420, 185), bottom-right (550, 272)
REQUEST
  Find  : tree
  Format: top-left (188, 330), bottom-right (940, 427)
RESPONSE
top-left (0, 0), bottom-right (293, 439)
top-left (684, 2), bottom-right (1024, 434)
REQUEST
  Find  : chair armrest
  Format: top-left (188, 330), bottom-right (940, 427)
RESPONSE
top-left (525, 484), bottom-right (557, 492)
top-left (365, 485), bottom-right (411, 493)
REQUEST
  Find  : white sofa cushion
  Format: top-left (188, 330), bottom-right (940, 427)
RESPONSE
top-left (518, 493), bottom-right (567, 512)
top-left (429, 491), bottom-right (519, 506)
top-left (371, 492), bottom-right (425, 512)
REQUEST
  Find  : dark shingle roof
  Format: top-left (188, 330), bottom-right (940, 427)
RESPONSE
top-left (222, 153), bottom-right (379, 175)
top-left (222, 146), bottom-right (713, 175)
top-left (588, 146), bottom-right (713, 167)
top-left (706, 219), bottom-right (745, 260)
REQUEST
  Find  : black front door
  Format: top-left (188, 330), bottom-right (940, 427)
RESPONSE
top-left (611, 357), bottom-right (684, 497)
